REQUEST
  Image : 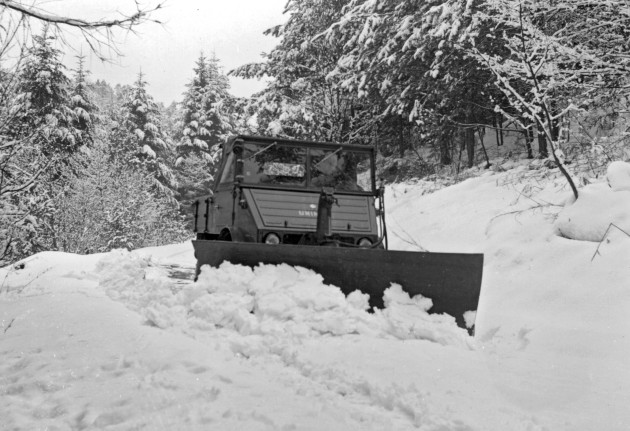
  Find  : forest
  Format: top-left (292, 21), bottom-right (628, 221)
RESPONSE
top-left (2, 0), bottom-right (630, 266)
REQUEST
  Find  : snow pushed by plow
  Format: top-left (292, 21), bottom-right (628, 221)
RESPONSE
top-left (97, 251), bottom-right (473, 350)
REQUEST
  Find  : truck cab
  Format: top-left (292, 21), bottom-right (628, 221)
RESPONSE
top-left (193, 135), bottom-right (383, 247)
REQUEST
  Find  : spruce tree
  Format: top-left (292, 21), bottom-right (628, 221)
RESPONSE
top-left (178, 53), bottom-right (212, 160)
top-left (177, 52), bottom-right (232, 165)
top-left (231, 0), bottom-right (363, 144)
top-left (13, 31), bottom-right (83, 155)
top-left (4, 31), bottom-right (88, 255)
top-left (205, 53), bottom-right (232, 145)
top-left (175, 53), bottom-right (233, 208)
top-left (70, 54), bottom-right (98, 147)
top-left (114, 71), bottom-right (176, 194)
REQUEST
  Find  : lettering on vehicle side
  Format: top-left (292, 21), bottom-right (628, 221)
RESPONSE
top-left (298, 210), bottom-right (318, 217)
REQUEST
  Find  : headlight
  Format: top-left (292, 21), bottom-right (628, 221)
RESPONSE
top-left (358, 238), bottom-right (372, 248)
top-left (264, 233), bottom-right (281, 245)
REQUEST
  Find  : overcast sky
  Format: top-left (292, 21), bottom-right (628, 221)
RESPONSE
top-left (47, 0), bottom-right (288, 104)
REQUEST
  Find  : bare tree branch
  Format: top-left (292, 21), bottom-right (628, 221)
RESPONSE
top-left (0, 0), bottom-right (163, 29)
top-left (0, 1), bottom-right (165, 60)
top-left (591, 223), bottom-right (630, 261)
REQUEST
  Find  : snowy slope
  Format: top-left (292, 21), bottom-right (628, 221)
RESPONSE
top-left (1, 161), bottom-right (629, 430)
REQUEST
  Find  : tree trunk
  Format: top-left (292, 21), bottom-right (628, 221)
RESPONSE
top-left (495, 113), bottom-right (504, 146)
top-left (440, 134), bottom-right (452, 165)
top-left (494, 115), bottom-right (500, 146)
top-left (550, 102), bottom-right (560, 142)
top-left (477, 128), bottom-right (491, 168)
top-left (466, 127), bottom-right (475, 168)
top-left (457, 138), bottom-right (464, 174)
top-left (398, 115), bottom-right (405, 157)
top-left (537, 123), bottom-right (549, 158)
top-left (525, 127), bottom-right (534, 159)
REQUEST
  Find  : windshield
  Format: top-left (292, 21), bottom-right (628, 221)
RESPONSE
top-left (242, 143), bottom-right (307, 186)
top-left (309, 149), bottom-right (372, 192)
top-left (239, 142), bottom-right (373, 192)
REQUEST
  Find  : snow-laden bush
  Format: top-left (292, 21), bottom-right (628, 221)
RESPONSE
top-left (52, 143), bottom-right (189, 254)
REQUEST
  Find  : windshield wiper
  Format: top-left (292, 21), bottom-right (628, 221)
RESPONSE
top-left (313, 146), bottom-right (343, 170)
top-left (244, 141), bottom-right (277, 160)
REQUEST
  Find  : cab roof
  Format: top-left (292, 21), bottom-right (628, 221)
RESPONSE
top-left (226, 135), bottom-right (375, 153)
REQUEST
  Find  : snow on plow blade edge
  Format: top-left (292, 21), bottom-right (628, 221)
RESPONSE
top-left (192, 241), bottom-right (483, 330)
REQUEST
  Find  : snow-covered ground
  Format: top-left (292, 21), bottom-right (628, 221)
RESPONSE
top-left (1, 161), bottom-right (629, 430)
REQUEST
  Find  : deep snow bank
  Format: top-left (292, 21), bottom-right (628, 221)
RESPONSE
top-left (607, 160), bottom-right (630, 191)
top-left (556, 161), bottom-right (630, 241)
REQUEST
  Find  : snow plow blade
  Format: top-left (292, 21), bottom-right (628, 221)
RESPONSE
top-left (193, 241), bottom-right (483, 330)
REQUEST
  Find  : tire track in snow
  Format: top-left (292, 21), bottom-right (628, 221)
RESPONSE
top-left (262, 345), bottom-right (475, 431)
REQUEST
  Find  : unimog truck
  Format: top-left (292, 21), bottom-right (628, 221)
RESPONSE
top-left (192, 135), bottom-right (483, 330)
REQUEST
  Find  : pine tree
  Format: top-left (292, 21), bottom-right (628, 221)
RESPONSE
top-left (113, 71), bottom-right (176, 194)
top-left (12, 31), bottom-right (83, 155)
top-left (232, 0), bottom-right (369, 144)
top-left (161, 101), bottom-right (183, 143)
top-left (70, 54), bottom-right (98, 147)
top-left (90, 79), bottom-right (116, 111)
top-left (175, 53), bottom-right (233, 209)
top-left (177, 52), bottom-right (232, 165)
top-left (178, 53), bottom-right (212, 160)
top-left (205, 53), bottom-right (232, 144)
top-left (2, 31), bottom-right (89, 257)
top-left (323, 0), bottom-right (502, 165)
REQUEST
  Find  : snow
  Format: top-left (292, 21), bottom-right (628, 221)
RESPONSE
top-left (266, 120), bottom-right (283, 135)
top-left (2, 160), bottom-right (630, 430)
top-left (555, 161), bottom-right (630, 241)
top-left (141, 144), bottom-right (157, 158)
top-left (555, 182), bottom-right (630, 241)
top-left (607, 160), bottom-right (630, 191)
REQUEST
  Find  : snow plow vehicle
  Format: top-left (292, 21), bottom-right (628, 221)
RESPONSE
top-left (192, 135), bottom-right (483, 330)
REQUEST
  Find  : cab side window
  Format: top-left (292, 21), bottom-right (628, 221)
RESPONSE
top-left (219, 152), bottom-right (235, 185)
